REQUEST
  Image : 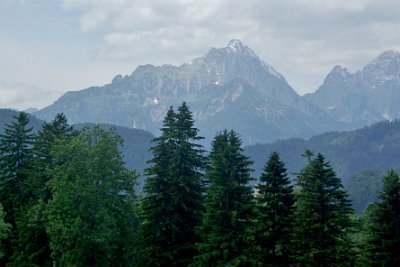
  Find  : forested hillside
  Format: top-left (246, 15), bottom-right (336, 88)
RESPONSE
top-left (245, 119), bottom-right (400, 213)
top-left (245, 119), bottom-right (400, 180)
top-left (1, 106), bottom-right (399, 266)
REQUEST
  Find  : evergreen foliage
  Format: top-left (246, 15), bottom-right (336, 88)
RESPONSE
top-left (33, 113), bottom-right (76, 200)
top-left (45, 126), bottom-right (138, 266)
top-left (0, 112), bottom-right (35, 264)
top-left (255, 151), bottom-right (294, 266)
top-left (0, 203), bottom-right (11, 259)
top-left (9, 113), bottom-right (75, 266)
top-left (0, 108), bottom-right (399, 266)
top-left (293, 152), bottom-right (354, 266)
top-left (193, 130), bottom-right (256, 267)
top-left (364, 170), bottom-right (400, 266)
top-left (138, 103), bottom-right (205, 266)
top-left (344, 170), bottom-right (383, 214)
top-left (0, 112), bottom-right (35, 219)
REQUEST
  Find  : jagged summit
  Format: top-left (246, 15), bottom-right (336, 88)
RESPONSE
top-left (203, 39), bottom-right (259, 59)
top-left (329, 65), bottom-right (351, 77)
top-left (35, 40), bottom-right (340, 145)
top-left (225, 39), bottom-right (257, 57)
top-left (304, 50), bottom-right (400, 128)
top-left (375, 50), bottom-right (400, 61)
top-left (362, 50), bottom-right (400, 81)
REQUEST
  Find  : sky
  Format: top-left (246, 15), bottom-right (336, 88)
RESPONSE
top-left (1, 0), bottom-right (400, 110)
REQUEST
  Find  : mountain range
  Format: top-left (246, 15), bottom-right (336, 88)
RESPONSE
top-left (34, 40), bottom-right (400, 145)
top-left (304, 50), bottom-right (400, 128)
top-left (35, 40), bottom-right (350, 145)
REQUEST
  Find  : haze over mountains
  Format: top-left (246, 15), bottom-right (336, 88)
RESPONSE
top-left (33, 40), bottom-right (400, 145)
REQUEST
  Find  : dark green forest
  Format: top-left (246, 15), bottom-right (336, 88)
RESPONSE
top-left (0, 105), bottom-right (399, 266)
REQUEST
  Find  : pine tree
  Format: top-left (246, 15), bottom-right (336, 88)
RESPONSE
top-left (45, 126), bottom-right (138, 266)
top-left (255, 151), bottom-right (294, 266)
top-left (138, 103), bottom-right (205, 266)
top-left (293, 153), bottom-right (354, 266)
top-left (193, 130), bottom-right (256, 267)
top-left (364, 170), bottom-right (400, 266)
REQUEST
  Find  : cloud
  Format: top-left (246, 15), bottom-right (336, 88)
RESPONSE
top-left (59, 0), bottom-right (400, 93)
top-left (0, 81), bottom-right (62, 110)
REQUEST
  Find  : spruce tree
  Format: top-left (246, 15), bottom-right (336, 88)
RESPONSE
top-left (10, 114), bottom-right (76, 266)
top-left (0, 112), bottom-right (35, 218)
top-left (255, 151), bottom-right (294, 266)
top-left (33, 113), bottom-right (75, 201)
top-left (364, 170), bottom-right (400, 266)
top-left (0, 112), bottom-right (35, 264)
top-left (138, 103), bottom-right (205, 266)
top-left (193, 130), bottom-right (256, 267)
top-left (293, 153), bottom-right (354, 266)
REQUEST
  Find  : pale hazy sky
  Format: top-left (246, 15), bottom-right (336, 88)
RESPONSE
top-left (1, 0), bottom-right (400, 110)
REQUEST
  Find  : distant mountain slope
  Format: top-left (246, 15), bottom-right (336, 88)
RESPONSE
top-left (304, 50), bottom-right (400, 128)
top-left (35, 40), bottom-right (340, 145)
top-left (245, 119), bottom-right (400, 182)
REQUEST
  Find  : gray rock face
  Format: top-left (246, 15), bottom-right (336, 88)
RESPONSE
top-left (304, 50), bottom-right (400, 128)
top-left (35, 40), bottom-right (340, 145)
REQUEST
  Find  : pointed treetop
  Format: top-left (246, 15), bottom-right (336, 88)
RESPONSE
top-left (301, 149), bottom-right (314, 162)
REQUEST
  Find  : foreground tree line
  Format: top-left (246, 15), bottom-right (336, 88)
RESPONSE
top-left (0, 103), bottom-right (399, 266)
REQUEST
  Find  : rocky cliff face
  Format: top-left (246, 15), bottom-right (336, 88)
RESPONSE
top-left (304, 50), bottom-right (400, 128)
top-left (35, 40), bottom-right (341, 145)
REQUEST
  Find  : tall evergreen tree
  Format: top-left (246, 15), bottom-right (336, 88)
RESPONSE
top-left (33, 113), bottom-right (75, 200)
top-left (0, 112), bottom-right (35, 264)
top-left (10, 113), bottom-right (75, 266)
top-left (193, 130), bottom-right (256, 267)
top-left (293, 153), bottom-right (354, 266)
top-left (138, 103), bottom-right (205, 266)
top-left (45, 126), bottom-right (138, 266)
top-left (364, 170), bottom-right (400, 266)
top-left (0, 112), bottom-right (35, 218)
top-left (255, 151), bottom-right (294, 266)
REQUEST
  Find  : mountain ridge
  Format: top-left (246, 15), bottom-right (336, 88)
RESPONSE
top-left (304, 49), bottom-right (400, 128)
top-left (35, 40), bottom-right (342, 145)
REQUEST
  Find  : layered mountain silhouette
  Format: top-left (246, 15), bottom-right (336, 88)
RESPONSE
top-left (35, 40), bottom-right (343, 145)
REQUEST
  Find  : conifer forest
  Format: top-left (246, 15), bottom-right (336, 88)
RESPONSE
top-left (0, 103), bottom-right (399, 266)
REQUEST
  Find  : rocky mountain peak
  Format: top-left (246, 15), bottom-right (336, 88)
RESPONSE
top-left (225, 39), bottom-right (256, 56)
top-left (321, 65), bottom-right (352, 86)
top-left (375, 50), bottom-right (400, 62)
top-left (329, 65), bottom-right (351, 77)
top-left (112, 74), bottom-right (124, 84)
top-left (362, 50), bottom-right (400, 83)
top-left (204, 39), bottom-right (259, 60)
